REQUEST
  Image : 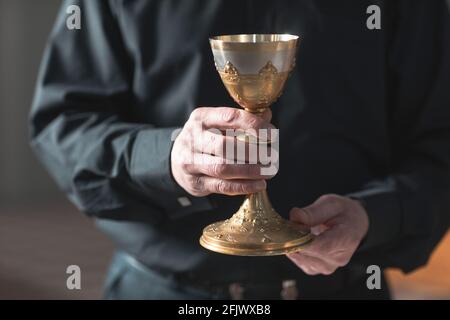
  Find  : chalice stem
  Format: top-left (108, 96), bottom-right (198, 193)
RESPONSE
top-left (238, 189), bottom-right (278, 221)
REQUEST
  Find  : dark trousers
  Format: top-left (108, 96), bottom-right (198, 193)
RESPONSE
top-left (103, 252), bottom-right (391, 300)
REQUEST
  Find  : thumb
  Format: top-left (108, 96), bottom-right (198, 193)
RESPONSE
top-left (289, 195), bottom-right (344, 227)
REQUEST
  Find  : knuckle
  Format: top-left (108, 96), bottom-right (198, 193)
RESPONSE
top-left (187, 184), bottom-right (206, 196)
top-left (216, 179), bottom-right (229, 194)
top-left (235, 182), bottom-right (250, 194)
top-left (201, 131), bottom-right (217, 153)
top-left (319, 194), bottom-right (344, 211)
top-left (247, 116), bottom-right (264, 129)
top-left (180, 161), bottom-right (191, 172)
top-left (174, 150), bottom-right (191, 168)
top-left (182, 128), bottom-right (194, 141)
top-left (206, 131), bottom-right (217, 145)
top-left (189, 175), bottom-right (204, 191)
top-left (189, 189), bottom-right (205, 197)
top-left (211, 163), bottom-right (228, 177)
top-left (221, 108), bottom-right (239, 123)
top-left (318, 194), bottom-right (338, 203)
top-left (189, 108), bottom-right (202, 122)
top-left (184, 124), bottom-right (199, 141)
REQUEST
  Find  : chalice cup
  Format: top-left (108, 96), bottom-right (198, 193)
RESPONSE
top-left (199, 34), bottom-right (313, 256)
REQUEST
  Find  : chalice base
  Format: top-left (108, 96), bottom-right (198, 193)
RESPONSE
top-left (200, 190), bottom-right (313, 256)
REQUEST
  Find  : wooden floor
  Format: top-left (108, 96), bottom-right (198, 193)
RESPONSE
top-left (0, 203), bottom-right (449, 299)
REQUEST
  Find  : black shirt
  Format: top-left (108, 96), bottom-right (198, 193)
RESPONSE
top-left (30, 0), bottom-right (450, 295)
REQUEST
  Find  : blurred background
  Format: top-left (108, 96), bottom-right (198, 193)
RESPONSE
top-left (0, 0), bottom-right (449, 299)
top-left (0, 0), bottom-right (114, 299)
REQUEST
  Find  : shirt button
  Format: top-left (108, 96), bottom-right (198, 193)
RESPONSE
top-left (177, 196), bottom-right (192, 207)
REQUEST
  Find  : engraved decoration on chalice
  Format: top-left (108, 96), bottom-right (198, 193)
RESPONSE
top-left (199, 34), bottom-right (313, 256)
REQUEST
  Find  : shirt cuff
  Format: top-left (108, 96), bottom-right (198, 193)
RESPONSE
top-left (130, 127), bottom-right (213, 219)
top-left (347, 186), bottom-right (402, 252)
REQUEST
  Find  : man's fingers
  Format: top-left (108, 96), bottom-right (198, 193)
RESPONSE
top-left (287, 196), bottom-right (368, 274)
top-left (289, 194), bottom-right (345, 227)
top-left (300, 225), bottom-right (352, 267)
top-left (290, 206), bottom-right (354, 266)
top-left (192, 129), bottom-right (278, 166)
top-left (194, 128), bottom-right (235, 157)
top-left (300, 227), bottom-right (340, 258)
top-left (289, 208), bottom-right (310, 224)
top-left (197, 176), bottom-right (266, 196)
top-left (287, 252), bottom-right (337, 276)
top-left (193, 107), bottom-right (274, 131)
top-left (190, 154), bottom-right (273, 180)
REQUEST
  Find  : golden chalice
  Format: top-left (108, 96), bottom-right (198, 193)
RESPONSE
top-left (200, 34), bottom-right (313, 256)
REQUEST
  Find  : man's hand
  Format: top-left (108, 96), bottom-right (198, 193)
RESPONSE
top-left (287, 194), bottom-right (369, 275)
top-left (171, 107), bottom-right (275, 197)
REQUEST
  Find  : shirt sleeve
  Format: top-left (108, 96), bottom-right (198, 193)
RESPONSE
top-left (29, 0), bottom-right (212, 222)
top-left (349, 0), bottom-right (450, 273)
